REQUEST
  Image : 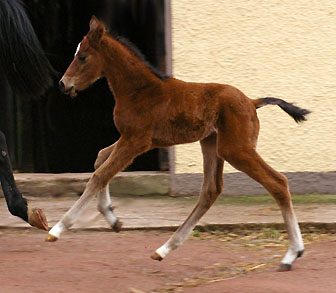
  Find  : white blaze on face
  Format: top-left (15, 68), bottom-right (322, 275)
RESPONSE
top-left (75, 42), bottom-right (81, 56)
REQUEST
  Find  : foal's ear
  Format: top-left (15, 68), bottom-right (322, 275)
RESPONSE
top-left (88, 15), bottom-right (105, 44)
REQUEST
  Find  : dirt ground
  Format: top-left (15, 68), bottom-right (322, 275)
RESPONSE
top-left (0, 229), bottom-right (335, 293)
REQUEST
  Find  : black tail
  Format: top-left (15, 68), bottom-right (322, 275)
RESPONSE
top-left (0, 0), bottom-right (56, 97)
top-left (254, 97), bottom-right (310, 123)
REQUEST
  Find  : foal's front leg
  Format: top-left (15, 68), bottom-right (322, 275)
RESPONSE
top-left (95, 144), bottom-right (122, 231)
top-left (97, 185), bottom-right (122, 232)
top-left (94, 143), bottom-right (116, 170)
top-left (47, 137), bottom-right (150, 241)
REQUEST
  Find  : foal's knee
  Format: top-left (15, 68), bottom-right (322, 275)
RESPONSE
top-left (94, 145), bottom-right (115, 170)
top-left (94, 150), bottom-right (106, 170)
top-left (94, 157), bottom-right (102, 170)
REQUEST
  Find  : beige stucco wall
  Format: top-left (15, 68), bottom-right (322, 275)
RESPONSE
top-left (171, 0), bottom-right (336, 174)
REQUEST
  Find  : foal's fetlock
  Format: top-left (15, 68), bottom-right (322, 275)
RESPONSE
top-left (108, 205), bottom-right (116, 212)
top-left (98, 204), bottom-right (115, 215)
top-left (297, 249), bottom-right (304, 258)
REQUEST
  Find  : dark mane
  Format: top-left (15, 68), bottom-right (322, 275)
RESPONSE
top-left (0, 0), bottom-right (56, 96)
top-left (114, 35), bottom-right (170, 81)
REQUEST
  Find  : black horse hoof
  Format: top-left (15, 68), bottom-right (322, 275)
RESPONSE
top-left (112, 220), bottom-right (122, 232)
top-left (278, 263), bottom-right (292, 272)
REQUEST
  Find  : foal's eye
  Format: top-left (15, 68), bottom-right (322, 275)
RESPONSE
top-left (78, 55), bottom-right (86, 62)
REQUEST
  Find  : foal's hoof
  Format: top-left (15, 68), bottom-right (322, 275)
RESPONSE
top-left (28, 208), bottom-right (49, 231)
top-left (278, 263), bottom-right (292, 272)
top-left (46, 234), bottom-right (58, 242)
top-left (151, 252), bottom-right (163, 261)
top-left (112, 220), bottom-right (122, 233)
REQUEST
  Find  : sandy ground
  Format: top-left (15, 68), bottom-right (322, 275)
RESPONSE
top-left (0, 229), bottom-right (335, 293)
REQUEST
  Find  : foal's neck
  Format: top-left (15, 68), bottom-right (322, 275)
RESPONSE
top-left (101, 35), bottom-right (162, 98)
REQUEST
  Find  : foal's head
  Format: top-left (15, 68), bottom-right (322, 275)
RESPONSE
top-left (59, 16), bottom-right (106, 97)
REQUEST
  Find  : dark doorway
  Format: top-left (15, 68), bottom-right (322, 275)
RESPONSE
top-left (2, 0), bottom-right (170, 173)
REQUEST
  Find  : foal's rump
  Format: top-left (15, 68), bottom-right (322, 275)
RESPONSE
top-left (0, 0), bottom-right (55, 96)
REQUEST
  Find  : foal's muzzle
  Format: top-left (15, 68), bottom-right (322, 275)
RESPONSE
top-left (59, 80), bottom-right (65, 93)
top-left (59, 80), bottom-right (75, 96)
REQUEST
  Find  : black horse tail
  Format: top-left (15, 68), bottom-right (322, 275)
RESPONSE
top-left (253, 97), bottom-right (311, 123)
top-left (0, 0), bottom-right (56, 97)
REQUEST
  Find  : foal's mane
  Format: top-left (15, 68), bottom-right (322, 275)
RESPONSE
top-left (110, 34), bottom-right (170, 81)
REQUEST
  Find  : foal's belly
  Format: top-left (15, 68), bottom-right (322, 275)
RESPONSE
top-left (152, 123), bottom-right (216, 147)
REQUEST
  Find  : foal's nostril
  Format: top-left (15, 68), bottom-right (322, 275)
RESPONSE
top-left (59, 80), bottom-right (65, 93)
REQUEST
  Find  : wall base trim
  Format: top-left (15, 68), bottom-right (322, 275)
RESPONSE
top-left (171, 171), bottom-right (336, 196)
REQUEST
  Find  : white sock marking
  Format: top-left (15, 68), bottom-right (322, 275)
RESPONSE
top-left (155, 244), bottom-right (171, 259)
top-left (49, 222), bottom-right (65, 239)
top-left (281, 207), bottom-right (304, 264)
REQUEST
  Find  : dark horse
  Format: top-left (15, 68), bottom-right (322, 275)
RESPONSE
top-left (0, 0), bottom-right (54, 230)
top-left (49, 16), bottom-right (310, 271)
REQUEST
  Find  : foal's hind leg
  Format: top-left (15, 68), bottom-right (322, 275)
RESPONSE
top-left (218, 144), bottom-right (304, 271)
top-left (152, 133), bottom-right (224, 260)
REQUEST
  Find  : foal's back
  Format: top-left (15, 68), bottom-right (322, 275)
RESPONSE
top-left (150, 77), bottom-right (257, 147)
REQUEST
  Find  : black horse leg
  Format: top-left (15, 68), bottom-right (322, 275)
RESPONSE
top-left (0, 131), bottom-right (28, 220)
top-left (0, 131), bottom-right (48, 230)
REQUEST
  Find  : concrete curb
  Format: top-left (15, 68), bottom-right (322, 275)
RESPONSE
top-left (0, 172), bottom-right (170, 198)
top-left (2, 171), bottom-right (335, 198)
top-left (172, 171), bottom-right (336, 196)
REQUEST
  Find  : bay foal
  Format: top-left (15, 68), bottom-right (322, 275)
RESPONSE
top-left (50, 16), bottom-right (310, 271)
